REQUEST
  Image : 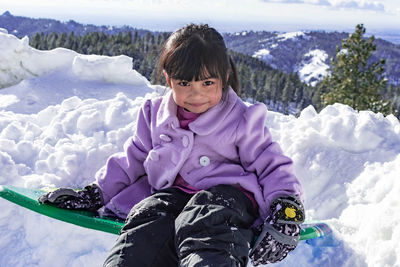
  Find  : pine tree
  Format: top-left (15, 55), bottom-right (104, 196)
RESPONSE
top-left (282, 77), bottom-right (295, 114)
top-left (321, 24), bottom-right (394, 115)
top-left (31, 33), bottom-right (41, 49)
top-left (238, 63), bottom-right (251, 99)
top-left (57, 32), bottom-right (67, 48)
top-left (263, 74), bottom-right (272, 101)
top-left (250, 71), bottom-right (259, 103)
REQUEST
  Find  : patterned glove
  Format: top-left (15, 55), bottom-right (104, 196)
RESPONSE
top-left (249, 195), bottom-right (305, 266)
top-left (38, 184), bottom-right (104, 212)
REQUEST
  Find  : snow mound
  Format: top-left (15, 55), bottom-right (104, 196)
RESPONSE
top-left (0, 32), bottom-right (76, 88)
top-left (0, 31), bottom-right (149, 90)
top-left (0, 31), bottom-right (152, 114)
top-left (72, 54), bottom-right (149, 85)
top-left (340, 154), bottom-right (400, 267)
top-left (268, 104), bottom-right (400, 266)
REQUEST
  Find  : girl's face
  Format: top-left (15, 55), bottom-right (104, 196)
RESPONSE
top-left (166, 74), bottom-right (223, 114)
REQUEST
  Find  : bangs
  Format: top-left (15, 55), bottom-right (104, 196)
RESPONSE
top-left (163, 35), bottom-right (228, 82)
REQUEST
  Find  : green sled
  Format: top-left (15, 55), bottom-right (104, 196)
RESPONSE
top-left (0, 185), bottom-right (331, 240)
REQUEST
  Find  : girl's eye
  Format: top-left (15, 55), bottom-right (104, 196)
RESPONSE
top-left (204, 81), bottom-right (214, 86)
top-left (178, 81), bottom-right (190, 87)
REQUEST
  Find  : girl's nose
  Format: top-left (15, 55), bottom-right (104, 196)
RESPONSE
top-left (190, 83), bottom-right (203, 96)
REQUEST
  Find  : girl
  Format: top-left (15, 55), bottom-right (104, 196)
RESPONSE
top-left (39, 24), bottom-right (304, 267)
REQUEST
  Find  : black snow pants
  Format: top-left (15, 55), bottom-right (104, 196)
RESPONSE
top-left (103, 184), bottom-right (257, 267)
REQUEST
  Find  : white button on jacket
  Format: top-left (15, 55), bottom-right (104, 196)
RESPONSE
top-left (182, 136), bottom-right (189, 147)
top-left (159, 134), bottom-right (172, 142)
top-left (199, 156), bottom-right (210, 167)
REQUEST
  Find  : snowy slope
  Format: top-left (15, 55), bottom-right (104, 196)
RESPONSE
top-left (1, 30), bottom-right (400, 267)
top-left (276, 31), bottom-right (307, 42)
top-left (295, 49), bottom-right (329, 86)
top-left (251, 31), bottom-right (330, 85)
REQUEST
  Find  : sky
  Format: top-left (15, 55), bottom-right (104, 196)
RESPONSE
top-left (0, 0), bottom-right (399, 34)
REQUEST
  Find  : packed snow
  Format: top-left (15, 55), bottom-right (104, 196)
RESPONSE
top-left (1, 30), bottom-right (400, 267)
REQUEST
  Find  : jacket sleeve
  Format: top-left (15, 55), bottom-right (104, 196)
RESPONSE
top-left (235, 103), bottom-right (303, 217)
top-left (95, 99), bottom-right (154, 205)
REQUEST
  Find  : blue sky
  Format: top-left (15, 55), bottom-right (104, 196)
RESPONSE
top-left (1, 0), bottom-right (399, 33)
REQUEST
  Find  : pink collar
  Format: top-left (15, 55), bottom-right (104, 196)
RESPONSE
top-left (177, 106), bottom-right (201, 130)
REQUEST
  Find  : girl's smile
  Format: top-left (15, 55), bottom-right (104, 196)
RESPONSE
top-left (187, 102), bottom-right (207, 107)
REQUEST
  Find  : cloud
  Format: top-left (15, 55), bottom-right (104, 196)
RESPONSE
top-left (316, 0), bottom-right (331, 5)
top-left (272, 0), bottom-right (302, 2)
top-left (260, 0), bottom-right (386, 11)
top-left (330, 0), bottom-right (385, 11)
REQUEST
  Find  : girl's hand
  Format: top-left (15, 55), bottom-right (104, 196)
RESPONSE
top-left (249, 196), bottom-right (304, 266)
top-left (38, 184), bottom-right (104, 212)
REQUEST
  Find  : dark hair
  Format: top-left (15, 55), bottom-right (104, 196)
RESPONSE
top-left (158, 24), bottom-right (239, 94)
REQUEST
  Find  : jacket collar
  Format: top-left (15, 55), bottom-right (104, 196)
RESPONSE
top-left (156, 88), bottom-right (238, 135)
top-left (156, 89), bottom-right (180, 129)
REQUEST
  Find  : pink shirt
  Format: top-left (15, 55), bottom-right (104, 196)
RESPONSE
top-left (173, 106), bottom-right (258, 210)
top-left (172, 106), bottom-right (202, 193)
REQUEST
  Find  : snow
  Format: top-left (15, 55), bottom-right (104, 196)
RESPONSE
top-left (1, 31), bottom-right (400, 267)
top-left (277, 31), bottom-right (306, 41)
top-left (234, 31), bottom-right (248, 36)
top-left (296, 49), bottom-right (330, 86)
top-left (252, 48), bottom-right (273, 62)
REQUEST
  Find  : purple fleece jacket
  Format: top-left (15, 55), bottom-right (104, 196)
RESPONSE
top-left (95, 88), bottom-right (303, 220)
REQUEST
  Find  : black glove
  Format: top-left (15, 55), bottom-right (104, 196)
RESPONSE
top-left (38, 184), bottom-right (104, 212)
top-left (249, 195), bottom-right (305, 266)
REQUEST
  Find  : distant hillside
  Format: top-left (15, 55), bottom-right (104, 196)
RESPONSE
top-left (223, 30), bottom-right (400, 87)
top-left (0, 11), bottom-right (153, 38)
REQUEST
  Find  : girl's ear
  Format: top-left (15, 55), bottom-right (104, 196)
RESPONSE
top-left (163, 70), bottom-right (172, 87)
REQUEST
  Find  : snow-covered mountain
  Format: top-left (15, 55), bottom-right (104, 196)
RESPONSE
top-left (224, 30), bottom-right (400, 86)
top-left (0, 11), bottom-right (153, 39)
top-left (295, 49), bottom-right (329, 86)
top-left (1, 30), bottom-right (400, 267)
